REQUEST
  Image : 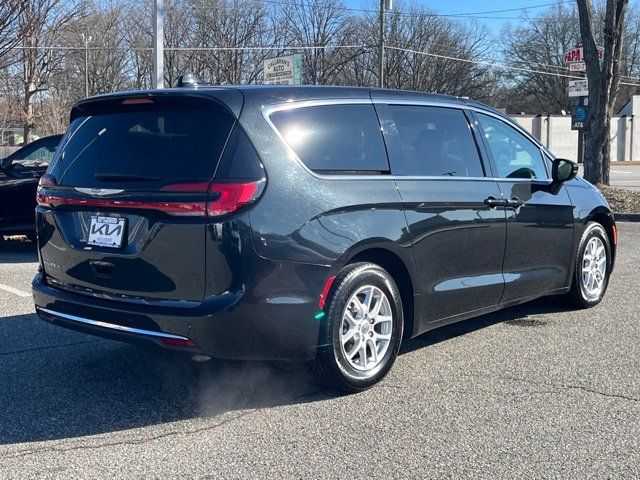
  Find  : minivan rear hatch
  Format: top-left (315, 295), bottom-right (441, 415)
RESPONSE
top-left (36, 91), bottom-right (240, 302)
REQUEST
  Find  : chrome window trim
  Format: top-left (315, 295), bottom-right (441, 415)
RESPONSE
top-left (261, 97), bottom-right (554, 183)
top-left (38, 307), bottom-right (190, 341)
top-left (371, 98), bottom-right (467, 111)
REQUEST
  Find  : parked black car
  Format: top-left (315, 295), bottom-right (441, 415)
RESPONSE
top-left (0, 134), bottom-right (63, 241)
top-left (32, 86), bottom-right (616, 391)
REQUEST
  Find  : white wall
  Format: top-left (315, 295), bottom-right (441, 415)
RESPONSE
top-left (511, 114), bottom-right (637, 162)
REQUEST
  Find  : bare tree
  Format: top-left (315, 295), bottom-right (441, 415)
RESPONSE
top-left (500, 4), bottom-right (581, 114)
top-left (0, 1), bottom-right (24, 69)
top-left (14, 0), bottom-right (84, 142)
top-left (278, 0), bottom-right (364, 85)
top-left (72, 1), bottom-right (130, 96)
top-left (353, 2), bottom-right (496, 98)
top-left (617, 5), bottom-right (640, 110)
top-left (577, 0), bottom-right (629, 185)
top-left (122, 1), bottom-right (154, 90)
top-left (192, 0), bottom-right (279, 85)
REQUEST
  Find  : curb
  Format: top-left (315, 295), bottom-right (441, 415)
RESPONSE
top-left (615, 213), bottom-right (640, 222)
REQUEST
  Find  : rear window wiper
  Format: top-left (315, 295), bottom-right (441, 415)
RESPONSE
top-left (94, 173), bottom-right (162, 182)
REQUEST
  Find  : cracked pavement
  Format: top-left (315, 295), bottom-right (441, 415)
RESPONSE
top-left (0, 223), bottom-right (639, 479)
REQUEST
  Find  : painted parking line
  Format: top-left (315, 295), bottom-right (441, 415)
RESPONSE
top-left (0, 283), bottom-right (31, 298)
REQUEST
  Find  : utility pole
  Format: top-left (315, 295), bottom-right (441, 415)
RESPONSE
top-left (378, 0), bottom-right (385, 88)
top-left (154, 0), bottom-right (164, 89)
top-left (378, 0), bottom-right (392, 89)
top-left (81, 32), bottom-right (92, 97)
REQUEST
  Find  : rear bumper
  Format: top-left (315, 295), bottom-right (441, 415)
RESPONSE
top-left (36, 306), bottom-right (199, 351)
top-left (32, 271), bottom-right (323, 360)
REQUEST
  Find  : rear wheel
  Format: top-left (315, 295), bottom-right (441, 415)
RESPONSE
top-left (563, 222), bottom-right (612, 308)
top-left (312, 263), bottom-right (403, 392)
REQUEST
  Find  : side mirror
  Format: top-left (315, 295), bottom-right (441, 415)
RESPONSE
top-left (552, 158), bottom-right (578, 183)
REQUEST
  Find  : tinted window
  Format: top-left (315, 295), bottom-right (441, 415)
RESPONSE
top-left (49, 99), bottom-right (235, 190)
top-left (270, 104), bottom-right (389, 173)
top-left (215, 125), bottom-right (265, 180)
top-left (380, 105), bottom-right (484, 177)
top-left (477, 113), bottom-right (548, 180)
top-left (11, 137), bottom-right (60, 167)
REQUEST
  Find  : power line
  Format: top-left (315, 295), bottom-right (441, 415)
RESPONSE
top-left (7, 44), bottom-right (640, 85)
top-left (424, 0), bottom-right (574, 17)
top-left (189, 0), bottom-right (564, 20)
top-left (386, 46), bottom-right (640, 87)
top-left (8, 44), bottom-right (370, 51)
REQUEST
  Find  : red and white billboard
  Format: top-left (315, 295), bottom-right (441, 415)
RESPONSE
top-left (564, 46), bottom-right (604, 64)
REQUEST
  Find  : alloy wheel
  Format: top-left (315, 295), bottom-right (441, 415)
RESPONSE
top-left (339, 285), bottom-right (393, 371)
top-left (581, 236), bottom-right (607, 299)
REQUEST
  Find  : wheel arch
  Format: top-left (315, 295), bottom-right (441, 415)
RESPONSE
top-left (586, 207), bottom-right (616, 270)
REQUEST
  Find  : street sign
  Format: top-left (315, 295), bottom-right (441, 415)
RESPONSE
top-left (569, 62), bottom-right (586, 72)
top-left (563, 46), bottom-right (604, 64)
top-left (571, 105), bottom-right (588, 130)
top-left (568, 79), bottom-right (588, 97)
top-left (263, 54), bottom-right (302, 85)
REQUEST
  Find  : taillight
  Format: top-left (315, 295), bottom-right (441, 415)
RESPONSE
top-left (36, 195), bottom-right (207, 216)
top-left (160, 182), bottom-right (209, 192)
top-left (38, 174), bottom-right (57, 188)
top-left (35, 179), bottom-right (264, 218)
top-left (207, 180), bottom-right (265, 218)
top-left (36, 174), bottom-right (57, 207)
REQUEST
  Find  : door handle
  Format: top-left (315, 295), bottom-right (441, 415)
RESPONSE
top-left (507, 197), bottom-right (525, 208)
top-left (484, 196), bottom-right (508, 208)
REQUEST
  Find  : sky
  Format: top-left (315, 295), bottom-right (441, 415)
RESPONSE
top-left (347, 0), bottom-right (574, 35)
top-left (417, 0), bottom-right (561, 32)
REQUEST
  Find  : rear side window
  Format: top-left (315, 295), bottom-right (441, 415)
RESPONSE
top-left (49, 97), bottom-right (235, 190)
top-left (379, 105), bottom-right (484, 177)
top-left (269, 104), bottom-right (389, 174)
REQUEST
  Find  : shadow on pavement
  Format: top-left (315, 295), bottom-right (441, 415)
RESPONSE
top-left (0, 322), bottom-right (331, 445)
top-left (400, 296), bottom-right (571, 355)
top-left (0, 296), bottom-right (571, 445)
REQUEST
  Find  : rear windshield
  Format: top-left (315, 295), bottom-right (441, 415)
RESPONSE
top-left (49, 97), bottom-right (235, 191)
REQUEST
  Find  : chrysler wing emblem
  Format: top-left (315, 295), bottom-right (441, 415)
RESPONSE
top-left (74, 187), bottom-right (124, 196)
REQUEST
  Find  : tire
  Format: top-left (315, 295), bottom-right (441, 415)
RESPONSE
top-left (562, 221), bottom-right (612, 308)
top-left (311, 262), bottom-right (403, 392)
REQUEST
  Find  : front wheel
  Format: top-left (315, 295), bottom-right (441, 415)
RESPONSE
top-left (311, 263), bottom-right (403, 392)
top-left (562, 222), bottom-right (612, 308)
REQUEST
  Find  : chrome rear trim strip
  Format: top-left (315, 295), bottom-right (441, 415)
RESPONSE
top-left (37, 307), bottom-right (189, 341)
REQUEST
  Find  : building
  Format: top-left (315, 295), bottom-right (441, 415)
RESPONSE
top-left (512, 95), bottom-right (639, 162)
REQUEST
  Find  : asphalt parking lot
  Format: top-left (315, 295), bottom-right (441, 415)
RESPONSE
top-left (0, 224), bottom-right (639, 479)
top-left (582, 164), bottom-right (640, 190)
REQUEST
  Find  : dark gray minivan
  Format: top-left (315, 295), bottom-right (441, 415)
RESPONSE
top-left (33, 85), bottom-right (616, 391)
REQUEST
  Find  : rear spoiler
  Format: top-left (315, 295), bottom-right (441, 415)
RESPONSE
top-left (70, 88), bottom-right (244, 121)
